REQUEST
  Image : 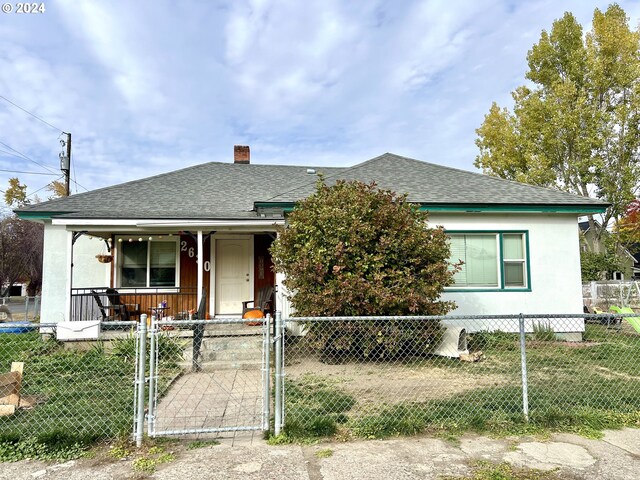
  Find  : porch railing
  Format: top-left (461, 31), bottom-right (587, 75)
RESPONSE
top-left (71, 287), bottom-right (199, 322)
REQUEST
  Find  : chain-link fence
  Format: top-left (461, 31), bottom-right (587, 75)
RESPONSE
top-left (2, 312), bottom-right (639, 450)
top-left (0, 296), bottom-right (41, 322)
top-left (0, 321), bottom-right (138, 449)
top-left (277, 313), bottom-right (640, 439)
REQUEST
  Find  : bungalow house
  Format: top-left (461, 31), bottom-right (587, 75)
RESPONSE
top-left (16, 148), bottom-right (607, 327)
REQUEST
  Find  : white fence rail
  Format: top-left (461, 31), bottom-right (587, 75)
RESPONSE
top-left (583, 280), bottom-right (640, 310)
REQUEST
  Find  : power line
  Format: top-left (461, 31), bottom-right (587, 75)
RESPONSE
top-left (27, 176), bottom-right (65, 199)
top-left (0, 148), bottom-right (22, 158)
top-left (0, 95), bottom-right (65, 133)
top-left (69, 176), bottom-right (89, 192)
top-left (0, 140), bottom-right (58, 175)
top-left (0, 168), bottom-right (58, 176)
top-left (0, 147), bottom-right (31, 161)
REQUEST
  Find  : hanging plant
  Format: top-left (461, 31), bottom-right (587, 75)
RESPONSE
top-left (96, 254), bottom-right (113, 263)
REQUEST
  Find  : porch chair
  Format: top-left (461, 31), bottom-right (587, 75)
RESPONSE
top-left (242, 285), bottom-right (274, 320)
top-left (91, 290), bottom-right (112, 321)
top-left (192, 289), bottom-right (207, 372)
top-left (105, 288), bottom-right (141, 322)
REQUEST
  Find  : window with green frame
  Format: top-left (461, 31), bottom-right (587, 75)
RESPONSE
top-left (120, 240), bottom-right (178, 287)
top-left (447, 232), bottom-right (529, 290)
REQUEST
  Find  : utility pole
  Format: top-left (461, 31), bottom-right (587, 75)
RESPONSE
top-left (59, 132), bottom-right (71, 196)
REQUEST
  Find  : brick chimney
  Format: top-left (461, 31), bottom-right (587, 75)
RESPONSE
top-left (234, 145), bottom-right (250, 164)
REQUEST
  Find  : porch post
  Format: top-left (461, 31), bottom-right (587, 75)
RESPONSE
top-left (197, 230), bottom-right (203, 304)
top-left (66, 230), bottom-right (73, 322)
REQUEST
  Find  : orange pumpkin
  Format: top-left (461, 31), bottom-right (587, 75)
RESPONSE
top-left (243, 309), bottom-right (264, 320)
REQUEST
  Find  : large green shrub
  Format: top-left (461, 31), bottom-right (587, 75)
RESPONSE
top-left (271, 179), bottom-right (458, 361)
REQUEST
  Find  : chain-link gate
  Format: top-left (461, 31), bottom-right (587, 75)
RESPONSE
top-left (141, 316), bottom-right (271, 439)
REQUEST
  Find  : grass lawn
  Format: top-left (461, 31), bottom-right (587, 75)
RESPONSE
top-left (0, 332), bottom-right (136, 459)
top-left (280, 323), bottom-right (640, 441)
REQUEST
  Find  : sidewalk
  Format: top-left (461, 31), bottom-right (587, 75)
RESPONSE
top-left (0, 428), bottom-right (638, 479)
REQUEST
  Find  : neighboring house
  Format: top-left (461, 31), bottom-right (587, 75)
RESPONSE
top-left (630, 244), bottom-right (640, 280)
top-left (578, 220), bottom-right (636, 280)
top-left (16, 148), bottom-right (607, 328)
top-left (1, 282), bottom-right (27, 297)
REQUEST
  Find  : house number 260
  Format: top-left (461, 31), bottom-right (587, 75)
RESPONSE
top-left (181, 241), bottom-right (211, 271)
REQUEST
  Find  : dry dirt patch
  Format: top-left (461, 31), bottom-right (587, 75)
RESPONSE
top-left (286, 358), bottom-right (509, 405)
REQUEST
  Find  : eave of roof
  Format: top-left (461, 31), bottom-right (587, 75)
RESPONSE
top-left (255, 201), bottom-right (607, 215)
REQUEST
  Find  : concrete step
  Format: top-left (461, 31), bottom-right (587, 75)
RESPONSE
top-left (159, 323), bottom-right (266, 337)
top-left (177, 359), bottom-right (263, 371)
top-left (182, 333), bottom-right (264, 364)
top-left (184, 346), bottom-right (263, 362)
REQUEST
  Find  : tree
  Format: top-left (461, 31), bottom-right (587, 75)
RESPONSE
top-left (270, 179), bottom-right (457, 360)
top-left (580, 250), bottom-right (622, 281)
top-left (46, 180), bottom-right (67, 200)
top-left (616, 199), bottom-right (640, 246)
top-left (0, 176), bottom-right (61, 297)
top-left (475, 4), bottom-right (640, 245)
top-left (0, 216), bottom-right (43, 296)
top-left (4, 177), bottom-right (28, 207)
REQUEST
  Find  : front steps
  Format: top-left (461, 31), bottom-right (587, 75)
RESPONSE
top-left (179, 323), bottom-right (264, 371)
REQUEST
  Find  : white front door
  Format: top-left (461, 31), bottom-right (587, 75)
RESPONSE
top-left (215, 238), bottom-right (251, 314)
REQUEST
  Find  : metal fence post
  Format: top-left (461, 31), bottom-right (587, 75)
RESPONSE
top-left (135, 314), bottom-right (148, 447)
top-left (274, 311), bottom-right (284, 436)
top-left (262, 314), bottom-right (271, 432)
top-left (147, 315), bottom-right (157, 436)
top-left (518, 313), bottom-right (529, 422)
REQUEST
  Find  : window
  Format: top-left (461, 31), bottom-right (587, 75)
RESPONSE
top-left (447, 232), bottom-right (529, 290)
top-left (503, 234), bottom-right (526, 287)
top-left (119, 239), bottom-right (178, 287)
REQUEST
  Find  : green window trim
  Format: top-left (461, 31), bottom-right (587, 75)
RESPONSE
top-left (445, 230), bottom-right (531, 293)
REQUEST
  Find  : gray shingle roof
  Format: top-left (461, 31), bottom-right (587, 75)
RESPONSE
top-left (17, 153), bottom-right (607, 220)
top-left (266, 154), bottom-right (609, 207)
top-left (18, 162), bottom-right (344, 219)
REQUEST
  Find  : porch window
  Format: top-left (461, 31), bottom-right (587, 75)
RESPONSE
top-left (447, 232), bottom-right (529, 290)
top-left (120, 240), bottom-right (178, 287)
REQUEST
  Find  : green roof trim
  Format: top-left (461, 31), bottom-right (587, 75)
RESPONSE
top-left (15, 211), bottom-right (61, 220)
top-left (255, 201), bottom-right (296, 210)
top-left (418, 204), bottom-right (607, 214)
top-left (255, 201), bottom-right (607, 215)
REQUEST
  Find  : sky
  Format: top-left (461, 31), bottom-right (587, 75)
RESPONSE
top-left (0, 0), bottom-right (639, 206)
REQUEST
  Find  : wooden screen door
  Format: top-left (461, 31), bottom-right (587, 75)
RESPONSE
top-left (215, 238), bottom-right (251, 315)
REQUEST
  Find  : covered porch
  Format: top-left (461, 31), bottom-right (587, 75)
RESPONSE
top-left (40, 219), bottom-right (286, 324)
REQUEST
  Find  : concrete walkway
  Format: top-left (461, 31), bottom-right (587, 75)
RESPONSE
top-left (153, 371), bottom-right (263, 439)
top-left (1, 428), bottom-right (639, 479)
